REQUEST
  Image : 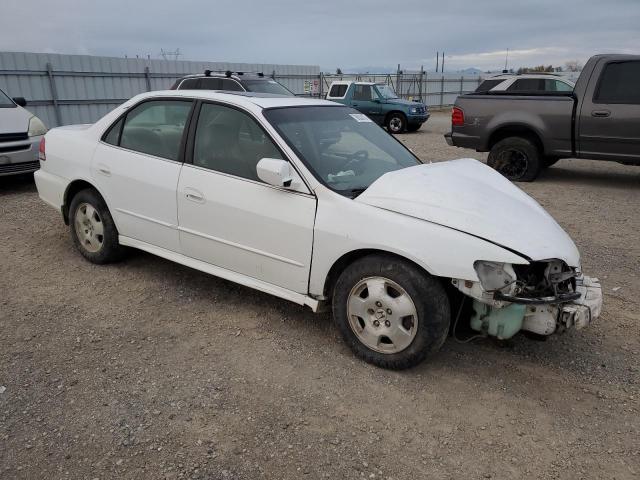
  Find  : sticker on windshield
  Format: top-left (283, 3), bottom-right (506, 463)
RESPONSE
top-left (349, 113), bottom-right (372, 123)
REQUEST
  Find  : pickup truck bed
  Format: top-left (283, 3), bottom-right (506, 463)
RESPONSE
top-left (446, 54), bottom-right (640, 181)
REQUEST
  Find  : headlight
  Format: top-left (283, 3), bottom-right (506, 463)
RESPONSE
top-left (28, 116), bottom-right (47, 137)
top-left (474, 261), bottom-right (516, 292)
top-left (409, 107), bottom-right (418, 114)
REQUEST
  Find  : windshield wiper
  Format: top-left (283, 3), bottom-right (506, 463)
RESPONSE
top-left (346, 187), bottom-right (369, 198)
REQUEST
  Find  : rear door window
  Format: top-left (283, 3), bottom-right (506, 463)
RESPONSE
top-left (199, 78), bottom-right (222, 90)
top-left (219, 79), bottom-right (244, 91)
top-left (595, 61), bottom-right (640, 104)
top-left (507, 79), bottom-right (545, 91)
top-left (118, 100), bottom-right (192, 161)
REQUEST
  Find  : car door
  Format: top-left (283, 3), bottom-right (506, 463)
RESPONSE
top-left (351, 85), bottom-right (383, 124)
top-left (577, 59), bottom-right (640, 163)
top-left (92, 99), bottom-right (193, 252)
top-left (177, 101), bottom-right (316, 293)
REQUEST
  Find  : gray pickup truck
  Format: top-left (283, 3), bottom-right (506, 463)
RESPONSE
top-left (445, 54), bottom-right (640, 181)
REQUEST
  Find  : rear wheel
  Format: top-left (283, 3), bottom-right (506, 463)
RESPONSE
top-left (69, 188), bottom-right (125, 264)
top-left (386, 113), bottom-right (406, 134)
top-left (487, 136), bottom-right (542, 182)
top-left (332, 255), bottom-right (450, 369)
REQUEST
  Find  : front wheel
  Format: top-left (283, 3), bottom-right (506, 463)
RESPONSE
top-left (386, 113), bottom-right (406, 134)
top-left (487, 136), bottom-right (542, 182)
top-left (332, 255), bottom-right (450, 369)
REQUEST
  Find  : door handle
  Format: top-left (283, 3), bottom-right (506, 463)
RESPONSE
top-left (592, 110), bottom-right (611, 118)
top-left (184, 188), bottom-right (205, 203)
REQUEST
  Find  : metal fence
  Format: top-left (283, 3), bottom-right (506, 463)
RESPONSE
top-left (0, 52), bottom-right (485, 128)
top-left (0, 51), bottom-right (320, 127)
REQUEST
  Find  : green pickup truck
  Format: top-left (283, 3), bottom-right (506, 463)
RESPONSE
top-left (326, 81), bottom-right (429, 133)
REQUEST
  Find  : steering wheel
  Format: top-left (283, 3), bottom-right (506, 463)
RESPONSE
top-left (343, 149), bottom-right (369, 173)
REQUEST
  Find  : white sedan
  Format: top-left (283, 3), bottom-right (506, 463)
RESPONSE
top-left (34, 90), bottom-right (602, 369)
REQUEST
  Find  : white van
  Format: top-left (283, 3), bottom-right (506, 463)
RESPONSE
top-left (0, 88), bottom-right (47, 176)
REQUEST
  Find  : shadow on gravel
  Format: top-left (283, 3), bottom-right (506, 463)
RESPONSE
top-left (538, 162), bottom-right (640, 189)
top-left (0, 172), bottom-right (36, 195)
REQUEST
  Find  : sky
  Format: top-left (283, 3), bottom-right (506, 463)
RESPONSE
top-left (1, 0), bottom-right (639, 72)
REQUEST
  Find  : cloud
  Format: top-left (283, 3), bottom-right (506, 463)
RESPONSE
top-left (1, 0), bottom-right (639, 72)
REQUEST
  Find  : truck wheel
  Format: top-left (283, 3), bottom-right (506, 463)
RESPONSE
top-left (332, 254), bottom-right (450, 370)
top-left (386, 113), bottom-right (406, 134)
top-left (69, 188), bottom-right (125, 264)
top-left (487, 136), bottom-right (542, 182)
top-left (407, 124), bottom-right (422, 132)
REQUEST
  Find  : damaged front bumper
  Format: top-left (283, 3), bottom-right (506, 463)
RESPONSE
top-left (452, 275), bottom-right (603, 340)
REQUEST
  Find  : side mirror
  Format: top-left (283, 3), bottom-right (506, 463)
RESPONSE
top-left (13, 97), bottom-right (27, 107)
top-left (256, 158), bottom-right (295, 188)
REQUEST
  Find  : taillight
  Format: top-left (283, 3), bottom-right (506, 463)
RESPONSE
top-left (38, 137), bottom-right (46, 161)
top-left (451, 107), bottom-right (465, 126)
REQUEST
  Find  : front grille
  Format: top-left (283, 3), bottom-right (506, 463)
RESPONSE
top-left (0, 132), bottom-right (29, 143)
top-left (0, 160), bottom-right (39, 175)
top-left (0, 143), bottom-right (30, 154)
top-left (415, 106), bottom-right (426, 114)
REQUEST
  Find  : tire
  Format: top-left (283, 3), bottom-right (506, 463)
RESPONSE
top-left (542, 156), bottom-right (560, 168)
top-left (386, 112), bottom-right (406, 134)
top-left (487, 136), bottom-right (542, 182)
top-left (69, 188), bottom-right (125, 264)
top-left (332, 254), bottom-right (450, 369)
top-left (407, 124), bottom-right (422, 132)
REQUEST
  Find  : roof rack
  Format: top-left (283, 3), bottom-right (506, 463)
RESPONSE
top-left (203, 69), bottom-right (265, 78)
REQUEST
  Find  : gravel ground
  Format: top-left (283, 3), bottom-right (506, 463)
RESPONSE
top-left (1, 111), bottom-right (639, 480)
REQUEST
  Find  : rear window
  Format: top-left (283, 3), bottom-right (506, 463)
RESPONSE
top-left (475, 79), bottom-right (503, 92)
top-left (329, 84), bottom-right (348, 97)
top-left (595, 61), bottom-right (640, 104)
top-left (178, 78), bottom-right (200, 89)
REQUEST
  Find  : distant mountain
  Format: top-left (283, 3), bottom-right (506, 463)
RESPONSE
top-left (459, 67), bottom-right (483, 75)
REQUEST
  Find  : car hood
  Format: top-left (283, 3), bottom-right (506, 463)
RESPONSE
top-left (0, 105), bottom-right (31, 134)
top-left (355, 159), bottom-right (580, 266)
top-left (384, 98), bottom-right (426, 108)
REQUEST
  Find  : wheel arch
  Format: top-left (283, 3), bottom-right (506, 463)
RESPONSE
top-left (384, 110), bottom-right (407, 125)
top-left (487, 124), bottom-right (545, 154)
top-left (322, 248), bottom-right (443, 300)
top-left (62, 179), bottom-right (111, 226)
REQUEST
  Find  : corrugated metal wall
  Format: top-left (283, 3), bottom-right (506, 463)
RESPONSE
top-left (0, 51), bottom-right (320, 127)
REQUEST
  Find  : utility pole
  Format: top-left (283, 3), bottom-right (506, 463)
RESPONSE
top-left (436, 52), bottom-right (439, 73)
top-left (160, 48), bottom-right (182, 61)
top-left (441, 52), bottom-right (445, 73)
top-left (503, 48), bottom-right (509, 73)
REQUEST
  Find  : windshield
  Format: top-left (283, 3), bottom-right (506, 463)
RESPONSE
top-left (0, 89), bottom-right (15, 107)
top-left (376, 84), bottom-right (398, 99)
top-left (264, 106), bottom-right (420, 196)
top-left (243, 79), bottom-right (293, 96)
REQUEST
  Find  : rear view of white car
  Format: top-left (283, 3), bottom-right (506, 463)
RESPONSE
top-left (0, 88), bottom-right (47, 176)
top-left (34, 90), bottom-right (602, 369)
